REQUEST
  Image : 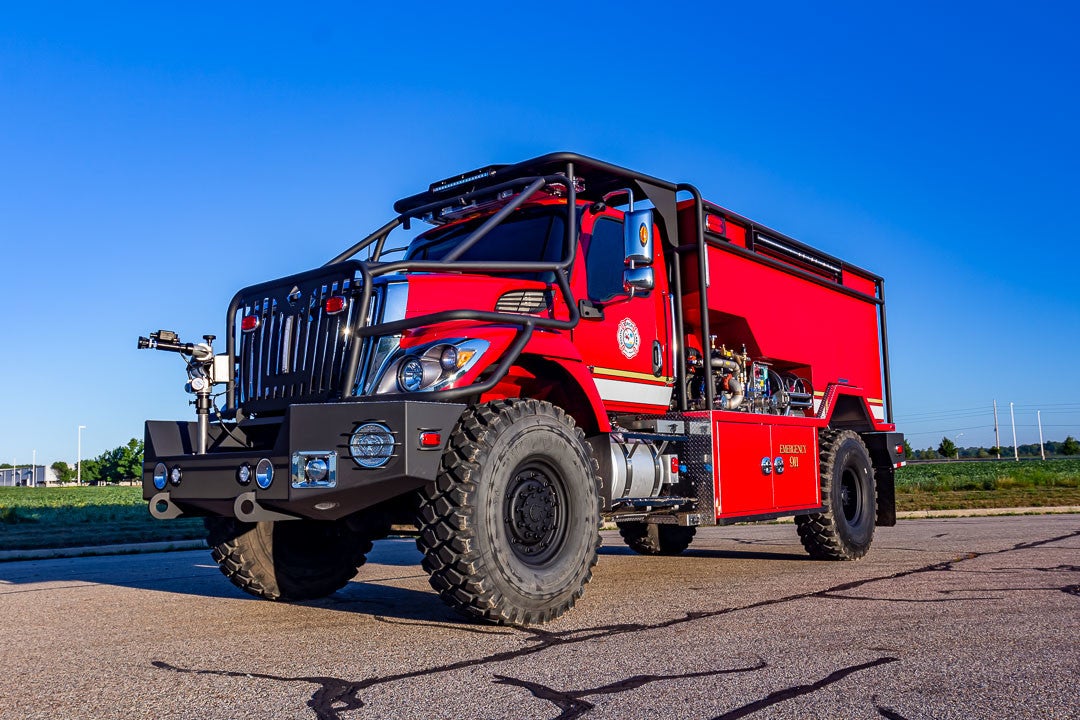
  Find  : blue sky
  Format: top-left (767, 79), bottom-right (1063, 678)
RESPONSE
top-left (1, 1), bottom-right (1078, 464)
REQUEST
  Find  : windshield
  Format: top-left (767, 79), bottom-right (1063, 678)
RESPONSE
top-left (406, 209), bottom-right (567, 279)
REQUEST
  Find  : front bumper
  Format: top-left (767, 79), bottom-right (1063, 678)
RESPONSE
top-left (143, 400), bottom-right (465, 522)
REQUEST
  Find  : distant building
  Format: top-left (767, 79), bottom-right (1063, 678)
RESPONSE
top-left (0, 466), bottom-right (57, 486)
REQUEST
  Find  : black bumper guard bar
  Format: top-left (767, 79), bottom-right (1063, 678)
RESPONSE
top-left (224, 166), bottom-right (582, 414)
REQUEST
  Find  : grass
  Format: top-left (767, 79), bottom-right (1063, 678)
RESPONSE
top-left (895, 458), bottom-right (1080, 511)
top-left (2, 460), bottom-right (1079, 552)
top-left (0, 486), bottom-right (205, 550)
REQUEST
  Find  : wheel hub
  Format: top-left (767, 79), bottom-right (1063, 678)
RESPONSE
top-left (504, 466), bottom-right (562, 563)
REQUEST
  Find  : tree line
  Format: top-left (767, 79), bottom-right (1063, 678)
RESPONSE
top-left (49, 438), bottom-right (144, 484)
top-left (905, 436), bottom-right (1080, 461)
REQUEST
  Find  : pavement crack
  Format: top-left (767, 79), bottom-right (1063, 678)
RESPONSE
top-left (872, 695), bottom-right (913, 720)
top-left (493, 660), bottom-right (766, 720)
top-left (151, 660), bottom-right (364, 720)
top-left (710, 657), bottom-right (899, 720)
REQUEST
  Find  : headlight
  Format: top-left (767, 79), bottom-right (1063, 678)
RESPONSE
top-left (439, 346), bottom-right (458, 370)
top-left (370, 338), bottom-right (490, 395)
top-left (397, 357), bottom-right (425, 392)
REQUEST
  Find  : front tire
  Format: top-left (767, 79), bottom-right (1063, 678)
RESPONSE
top-left (206, 517), bottom-right (371, 601)
top-left (795, 429), bottom-right (876, 560)
top-left (416, 399), bottom-right (601, 626)
top-left (617, 522), bottom-right (697, 555)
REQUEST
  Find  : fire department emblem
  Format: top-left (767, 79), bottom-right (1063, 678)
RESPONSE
top-left (617, 318), bottom-right (640, 359)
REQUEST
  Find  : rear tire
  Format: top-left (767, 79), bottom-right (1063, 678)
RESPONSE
top-left (416, 399), bottom-right (601, 626)
top-left (206, 517), bottom-right (371, 601)
top-left (617, 522), bottom-right (697, 556)
top-left (795, 429), bottom-right (876, 560)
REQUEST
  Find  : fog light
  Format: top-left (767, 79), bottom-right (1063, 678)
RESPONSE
top-left (168, 465), bottom-right (182, 486)
top-left (349, 423), bottom-right (395, 468)
top-left (153, 463), bottom-right (167, 491)
top-left (255, 458), bottom-right (274, 489)
top-left (237, 463), bottom-right (252, 486)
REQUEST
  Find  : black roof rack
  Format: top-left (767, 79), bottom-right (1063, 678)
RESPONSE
top-left (394, 152), bottom-right (678, 215)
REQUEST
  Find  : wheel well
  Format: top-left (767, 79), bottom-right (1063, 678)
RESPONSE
top-left (511, 356), bottom-right (602, 436)
top-left (827, 394), bottom-right (874, 432)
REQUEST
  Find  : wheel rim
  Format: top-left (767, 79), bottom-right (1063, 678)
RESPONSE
top-left (839, 466), bottom-right (862, 524)
top-left (503, 460), bottom-right (567, 566)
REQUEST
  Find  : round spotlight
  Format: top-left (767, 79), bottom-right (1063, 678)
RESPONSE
top-left (168, 465), bottom-right (182, 486)
top-left (237, 463), bottom-right (252, 486)
top-left (305, 458), bottom-right (329, 483)
top-left (349, 423), bottom-right (395, 468)
top-left (439, 345), bottom-right (458, 371)
top-left (153, 463), bottom-right (168, 491)
top-left (397, 357), bottom-right (424, 392)
top-left (255, 458), bottom-right (274, 489)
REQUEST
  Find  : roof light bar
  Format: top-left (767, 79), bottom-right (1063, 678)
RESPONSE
top-left (429, 167), bottom-right (499, 194)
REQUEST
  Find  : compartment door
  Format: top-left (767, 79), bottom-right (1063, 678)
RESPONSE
top-left (771, 425), bottom-right (820, 510)
top-left (714, 420), bottom-right (774, 517)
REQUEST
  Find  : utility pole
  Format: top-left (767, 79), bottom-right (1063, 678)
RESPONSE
top-left (993, 400), bottom-right (1001, 459)
top-left (1010, 402), bottom-right (1018, 461)
top-left (1038, 411), bottom-right (1045, 460)
top-left (77, 425), bottom-right (86, 485)
top-left (32, 449), bottom-right (36, 486)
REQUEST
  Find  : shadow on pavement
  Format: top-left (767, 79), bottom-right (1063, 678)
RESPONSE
top-left (0, 536), bottom-right (467, 624)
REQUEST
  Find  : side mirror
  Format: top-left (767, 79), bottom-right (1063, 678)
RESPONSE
top-left (624, 208), bottom-right (654, 266)
top-left (623, 267), bottom-right (654, 295)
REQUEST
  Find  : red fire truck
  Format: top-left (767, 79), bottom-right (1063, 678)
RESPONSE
top-left (139, 153), bottom-right (904, 625)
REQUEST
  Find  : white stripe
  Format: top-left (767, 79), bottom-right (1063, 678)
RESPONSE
top-left (871, 404), bottom-right (885, 421)
top-left (594, 378), bottom-right (673, 406)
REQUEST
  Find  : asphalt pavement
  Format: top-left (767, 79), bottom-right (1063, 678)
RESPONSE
top-left (0, 514), bottom-right (1077, 719)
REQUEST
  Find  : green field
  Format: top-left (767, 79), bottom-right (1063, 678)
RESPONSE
top-left (0, 486), bottom-right (204, 550)
top-left (2, 459), bottom-right (1078, 553)
top-left (895, 458), bottom-right (1080, 510)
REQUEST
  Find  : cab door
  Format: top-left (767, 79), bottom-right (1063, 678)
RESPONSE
top-left (573, 210), bottom-right (673, 413)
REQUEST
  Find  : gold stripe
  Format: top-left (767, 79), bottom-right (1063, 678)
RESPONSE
top-left (591, 366), bottom-right (674, 383)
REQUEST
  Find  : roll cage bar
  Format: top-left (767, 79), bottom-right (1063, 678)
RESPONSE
top-left (224, 152), bottom-right (893, 424)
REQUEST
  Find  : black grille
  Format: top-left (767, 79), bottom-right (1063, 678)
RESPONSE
top-left (495, 290), bottom-right (552, 314)
top-left (236, 268), bottom-right (371, 412)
